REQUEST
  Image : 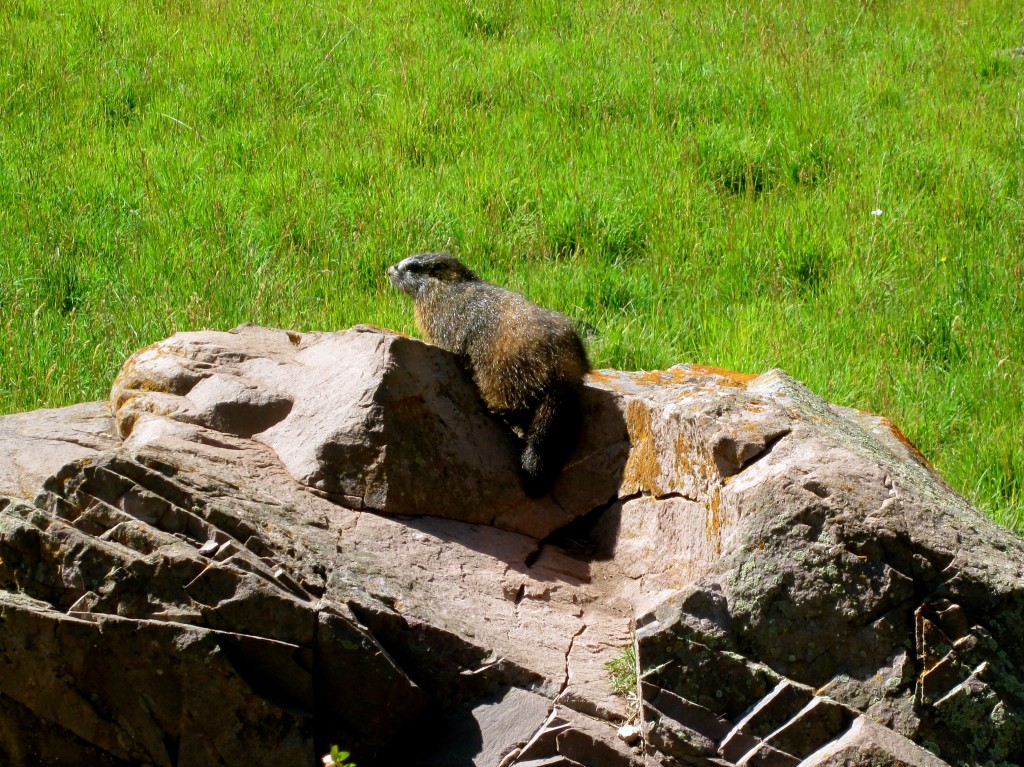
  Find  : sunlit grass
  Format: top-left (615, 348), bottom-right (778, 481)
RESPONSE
top-left (1, 0), bottom-right (1022, 531)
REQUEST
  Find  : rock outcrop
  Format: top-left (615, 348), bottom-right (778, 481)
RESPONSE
top-left (0, 324), bottom-right (1021, 767)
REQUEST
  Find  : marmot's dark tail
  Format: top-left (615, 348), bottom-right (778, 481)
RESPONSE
top-left (520, 382), bottom-right (583, 497)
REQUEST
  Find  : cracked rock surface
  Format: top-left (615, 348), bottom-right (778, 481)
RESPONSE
top-left (0, 324), bottom-right (1021, 766)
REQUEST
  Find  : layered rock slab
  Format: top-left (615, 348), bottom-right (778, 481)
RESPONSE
top-left (110, 324), bottom-right (627, 539)
top-left (0, 402), bottom-right (120, 499)
top-left (0, 324), bottom-right (1021, 766)
top-left (631, 370), bottom-right (1024, 766)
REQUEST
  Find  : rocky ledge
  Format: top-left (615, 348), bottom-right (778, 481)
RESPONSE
top-left (0, 324), bottom-right (1021, 767)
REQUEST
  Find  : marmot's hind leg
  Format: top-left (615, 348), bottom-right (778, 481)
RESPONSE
top-left (520, 382), bottom-right (582, 497)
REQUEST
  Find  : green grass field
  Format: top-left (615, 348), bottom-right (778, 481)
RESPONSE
top-left (1, 0), bottom-right (1022, 531)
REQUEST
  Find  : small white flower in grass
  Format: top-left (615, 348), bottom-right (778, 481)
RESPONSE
top-left (871, 209), bottom-right (883, 216)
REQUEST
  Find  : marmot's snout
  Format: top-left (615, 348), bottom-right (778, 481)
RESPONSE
top-left (387, 260), bottom-right (410, 294)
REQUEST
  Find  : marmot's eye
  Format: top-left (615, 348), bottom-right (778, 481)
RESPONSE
top-left (405, 262), bottom-right (422, 273)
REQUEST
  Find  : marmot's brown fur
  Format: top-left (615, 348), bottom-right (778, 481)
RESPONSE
top-left (388, 253), bottom-right (589, 496)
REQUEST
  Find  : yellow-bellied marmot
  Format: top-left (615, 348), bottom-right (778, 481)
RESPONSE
top-left (388, 253), bottom-right (589, 496)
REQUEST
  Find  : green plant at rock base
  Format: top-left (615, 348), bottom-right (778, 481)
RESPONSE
top-left (606, 643), bottom-right (638, 699)
top-left (607, 639), bottom-right (648, 752)
top-left (322, 746), bottom-right (356, 767)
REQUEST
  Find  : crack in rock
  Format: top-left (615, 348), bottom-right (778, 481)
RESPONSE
top-left (559, 623), bottom-right (589, 698)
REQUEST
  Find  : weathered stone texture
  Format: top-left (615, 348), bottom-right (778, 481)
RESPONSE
top-left (0, 324), bottom-right (1021, 766)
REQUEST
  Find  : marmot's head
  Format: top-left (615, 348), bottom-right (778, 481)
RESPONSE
top-left (388, 253), bottom-right (480, 298)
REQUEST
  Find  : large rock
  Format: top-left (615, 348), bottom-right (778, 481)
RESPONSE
top-left (0, 324), bottom-right (1021, 767)
top-left (109, 324), bottom-right (627, 539)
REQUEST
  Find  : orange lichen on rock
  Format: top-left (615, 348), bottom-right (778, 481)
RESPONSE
top-left (879, 417), bottom-right (934, 469)
top-left (673, 432), bottom-right (694, 481)
top-left (585, 370), bottom-right (617, 384)
top-left (686, 365), bottom-right (758, 387)
top-left (622, 399), bottom-right (664, 496)
top-left (635, 368), bottom-right (698, 386)
top-left (705, 485), bottom-right (724, 555)
top-left (673, 430), bottom-right (717, 491)
top-left (632, 365), bottom-right (757, 389)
